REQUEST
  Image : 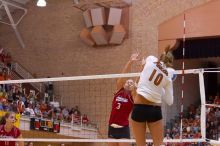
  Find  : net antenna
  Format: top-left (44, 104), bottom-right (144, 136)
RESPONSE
top-left (179, 12), bottom-right (186, 141)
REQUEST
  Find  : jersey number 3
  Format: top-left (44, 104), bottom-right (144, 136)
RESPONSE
top-left (149, 69), bottom-right (163, 86)
top-left (116, 103), bottom-right (121, 109)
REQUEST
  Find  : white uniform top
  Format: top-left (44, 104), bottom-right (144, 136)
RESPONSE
top-left (137, 56), bottom-right (174, 105)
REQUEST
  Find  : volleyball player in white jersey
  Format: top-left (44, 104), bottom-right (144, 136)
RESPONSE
top-left (131, 49), bottom-right (175, 146)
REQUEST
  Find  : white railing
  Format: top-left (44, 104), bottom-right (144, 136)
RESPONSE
top-left (11, 71), bottom-right (20, 80)
top-left (12, 62), bottom-right (43, 92)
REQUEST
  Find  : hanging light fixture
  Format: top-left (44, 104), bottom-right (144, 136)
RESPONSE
top-left (37, 0), bottom-right (46, 7)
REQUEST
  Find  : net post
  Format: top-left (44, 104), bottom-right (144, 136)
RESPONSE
top-left (199, 70), bottom-right (206, 139)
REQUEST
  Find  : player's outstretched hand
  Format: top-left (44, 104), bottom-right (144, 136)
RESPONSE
top-left (130, 52), bottom-right (140, 62)
top-left (141, 57), bottom-right (146, 66)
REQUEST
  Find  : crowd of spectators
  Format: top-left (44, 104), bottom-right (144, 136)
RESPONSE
top-left (165, 95), bottom-right (220, 145)
top-left (0, 82), bottom-right (91, 126)
top-left (0, 47), bottom-right (91, 127)
top-left (165, 104), bottom-right (202, 140)
top-left (0, 48), bottom-right (12, 70)
top-left (206, 95), bottom-right (220, 140)
top-left (0, 54), bottom-right (90, 128)
top-left (0, 48), bottom-right (12, 81)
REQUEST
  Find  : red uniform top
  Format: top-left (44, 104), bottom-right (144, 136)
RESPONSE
top-left (0, 125), bottom-right (21, 146)
top-left (82, 116), bottom-right (89, 124)
top-left (109, 88), bottom-right (133, 126)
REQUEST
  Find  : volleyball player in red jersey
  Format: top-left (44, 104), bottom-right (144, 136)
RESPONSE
top-left (108, 52), bottom-right (140, 146)
top-left (0, 112), bottom-right (24, 146)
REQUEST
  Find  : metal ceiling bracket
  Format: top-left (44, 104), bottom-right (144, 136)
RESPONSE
top-left (0, 0), bottom-right (27, 48)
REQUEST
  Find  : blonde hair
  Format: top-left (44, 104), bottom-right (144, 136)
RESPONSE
top-left (159, 46), bottom-right (174, 67)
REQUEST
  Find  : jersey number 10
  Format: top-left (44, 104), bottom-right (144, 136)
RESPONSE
top-left (149, 69), bottom-right (163, 86)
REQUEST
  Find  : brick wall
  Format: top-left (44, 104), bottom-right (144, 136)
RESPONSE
top-left (0, 0), bottom-right (212, 76)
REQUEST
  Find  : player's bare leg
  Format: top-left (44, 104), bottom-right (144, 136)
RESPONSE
top-left (131, 119), bottom-right (146, 146)
top-left (147, 120), bottom-right (164, 146)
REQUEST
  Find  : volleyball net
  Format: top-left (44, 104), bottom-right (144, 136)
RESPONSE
top-left (0, 68), bottom-right (219, 145)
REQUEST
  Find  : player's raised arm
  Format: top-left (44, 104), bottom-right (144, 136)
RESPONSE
top-left (116, 52), bottom-right (140, 90)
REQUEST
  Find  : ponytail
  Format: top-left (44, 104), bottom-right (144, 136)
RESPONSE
top-left (159, 45), bottom-right (174, 67)
top-left (0, 116), bottom-right (6, 125)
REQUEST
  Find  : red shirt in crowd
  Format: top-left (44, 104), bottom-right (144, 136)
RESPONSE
top-left (82, 115), bottom-right (89, 124)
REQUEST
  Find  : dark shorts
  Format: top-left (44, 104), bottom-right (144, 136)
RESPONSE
top-left (108, 125), bottom-right (130, 139)
top-left (131, 104), bottom-right (162, 123)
